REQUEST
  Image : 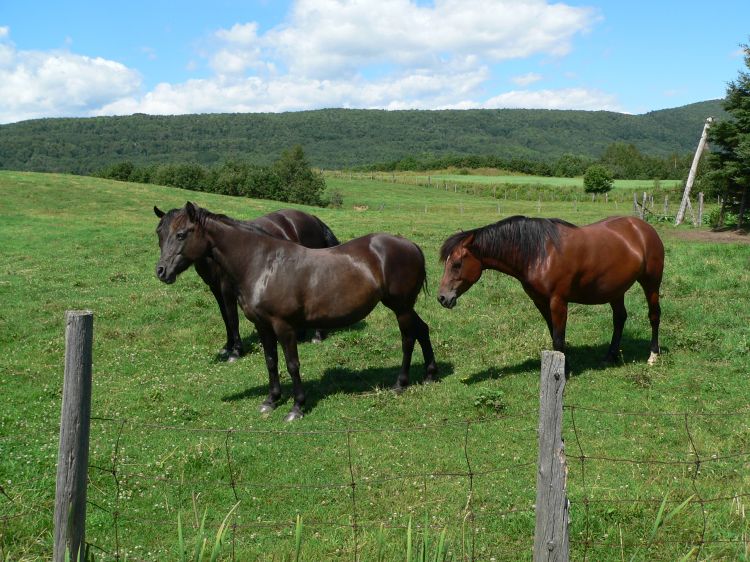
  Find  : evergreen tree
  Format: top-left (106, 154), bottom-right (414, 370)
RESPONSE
top-left (706, 41), bottom-right (750, 229)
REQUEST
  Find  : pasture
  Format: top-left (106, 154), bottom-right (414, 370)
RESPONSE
top-left (337, 170), bottom-right (683, 193)
top-left (1, 170), bottom-right (749, 560)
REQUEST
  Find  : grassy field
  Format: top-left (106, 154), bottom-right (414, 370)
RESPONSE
top-left (423, 174), bottom-right (682, 191)
top-left (1, 171), bottom-right (749, 561)
top-left (337, 170), bottom-right (683, 192)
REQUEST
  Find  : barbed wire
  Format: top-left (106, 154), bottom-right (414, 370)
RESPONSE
top-left (8, 405), bottom-right (749, 560)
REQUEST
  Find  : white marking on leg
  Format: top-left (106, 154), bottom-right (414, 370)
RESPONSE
top-left (647, 351), bottom-right (658, 365)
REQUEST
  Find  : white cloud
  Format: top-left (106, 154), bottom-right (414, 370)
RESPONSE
top-left (267, 0), bottom-right (595, 79)
top-left (0, 30), bottom-right (141, 123)
top-left (0, 1), bottom-right (614, 122)
top-left (479, 88), bottom-right (623, 111)
top-left (511, 72), bottom-right (543, 87)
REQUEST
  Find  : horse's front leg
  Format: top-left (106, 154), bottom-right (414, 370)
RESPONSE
top-left (257, 327), bottom-right (282, 414)
top-left (219, 277), bottom-right (243, 362)
top-left (276, 327), bottom-right (304, 422)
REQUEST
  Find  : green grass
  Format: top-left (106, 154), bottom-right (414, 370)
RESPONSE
top-left (337, 170), bottom-right (682, 191)
top-left (422, 174), bottom-right (682, 191)
top-left (1, 171), bottom-right (749, 560)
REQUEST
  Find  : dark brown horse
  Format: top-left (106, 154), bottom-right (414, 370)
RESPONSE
top-left (155, 202), bottom-right (437, 421)
top-left (155, 206), bottom-right (339, 361)
top-left (438, 215), bottom-right (664, 368)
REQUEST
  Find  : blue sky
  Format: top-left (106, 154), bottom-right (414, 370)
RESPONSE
top-left (1, 0), bottom-right (748, 123)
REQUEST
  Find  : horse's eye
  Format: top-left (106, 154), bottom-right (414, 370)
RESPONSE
top-left (176, 231), bottom-right (187, 241)
top-left (451, 261), bottom-right (461, 271)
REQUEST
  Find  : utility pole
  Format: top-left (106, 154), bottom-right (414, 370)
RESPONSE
top-left (675, 117), bottom-right (712, 225)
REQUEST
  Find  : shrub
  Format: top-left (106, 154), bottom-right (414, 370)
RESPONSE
top-left (583, 164), bottom-right (614, 193)
top-left (327, 188), bottom-right (344, 208)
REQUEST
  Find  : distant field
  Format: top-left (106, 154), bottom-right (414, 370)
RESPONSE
top-left (334, 171), bottom-right (684, 198)
top-left (424, 174), bottom-right (683, 190)
top-left (1, 171), bottom-right (748, 561)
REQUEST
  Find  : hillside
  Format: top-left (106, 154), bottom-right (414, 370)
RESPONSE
top-left (0, 100), bottom-right (725, 173)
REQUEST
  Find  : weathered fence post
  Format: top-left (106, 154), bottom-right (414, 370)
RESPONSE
top-left (534, 351), bottom-right (569, 562)
top-left (53, 311), bottom-right (94, 562)
top-left (697, 192), bottom-right (704, 226)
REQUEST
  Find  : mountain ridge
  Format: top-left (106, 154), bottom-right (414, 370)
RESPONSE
top-left (0, 100), bottom-right (725, 173)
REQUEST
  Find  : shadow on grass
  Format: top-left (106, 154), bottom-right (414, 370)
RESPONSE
top-left (211, 321), bottom-right (369, 362)
top-left (461, 337), bottom-right (659, 385)
top-left (221, 360), bottom-right (455, 415)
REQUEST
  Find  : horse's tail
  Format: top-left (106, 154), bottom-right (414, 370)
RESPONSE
top-left (317, 217), bottom-right (340, 247)
top-left (415, 242), bottom-right (429, 297)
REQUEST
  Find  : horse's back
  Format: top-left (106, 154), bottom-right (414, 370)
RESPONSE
top-left (550, 216), bottom-right (664, 303)
top-left (253, 209), bottom-right (337, 248)
top-left (591, 216), bottom-right (664, 266)
top-left (368, 233), bottom-right (426, 303)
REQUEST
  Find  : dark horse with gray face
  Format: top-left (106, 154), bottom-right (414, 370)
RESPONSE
top-left (155, 202), bottom-right (437, 421)
top-left (438, 215), bottom-right (664, 370)
top-left (155, 206), bottom-right (339, 361)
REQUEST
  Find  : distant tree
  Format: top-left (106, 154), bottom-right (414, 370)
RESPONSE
top-left (554, 153), bottom-right (590, 177)
top-left (583, 164), bottom-right (614, 194)
top-left (98, 161), bottom-right (134, 181)
top-left (705, 41), bottom-right (750, 229)
top-left (273, 145), bottom-right (326, 206)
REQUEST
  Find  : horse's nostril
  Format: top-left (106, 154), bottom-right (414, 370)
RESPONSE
top-left (157, 266), bottom-right (166, 278)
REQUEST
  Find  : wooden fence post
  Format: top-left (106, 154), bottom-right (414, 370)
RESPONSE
top-left (534, 351), bottom-right (569, 562)
top-left (53, 311), bottom-right (94, 562)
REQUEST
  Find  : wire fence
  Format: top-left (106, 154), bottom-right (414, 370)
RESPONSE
top-left (3, 402), bottom-right (743, 560)
top-left (0, 405), bottom-right (750, 560)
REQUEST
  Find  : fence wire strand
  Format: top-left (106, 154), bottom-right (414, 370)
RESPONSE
top-left (58, 406), bottom-right (750, 559)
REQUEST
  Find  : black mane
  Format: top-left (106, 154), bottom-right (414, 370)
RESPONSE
top-left (440, 216), bottom-right (576, 268)
top-left (162, 205), bottom-right (273, 237)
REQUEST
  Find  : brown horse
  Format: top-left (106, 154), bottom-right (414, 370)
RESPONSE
top-left (155, 202), bottom-right (437, 421)
top-left (155, 207), bottom-right (339, 361)
top-left (438, 215), bottom-right (664, 368)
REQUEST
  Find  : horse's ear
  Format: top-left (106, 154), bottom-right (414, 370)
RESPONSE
top-left (185, 201), bottom-right (197, 221)
top-left (461, 233), bottom-right (475, 247)
top-left (154, 206), bottom-right (165, 218)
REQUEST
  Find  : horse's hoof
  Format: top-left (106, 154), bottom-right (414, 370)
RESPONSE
top-left (601, 354), bottom-right (618, 366)
top-left (647, 352), bottom-right (659, 366)
top-left (259, 402), bottom-right (276, 415)
top-left (226, 354), bottom-right (240, 363)
top-left (392, 383), bottom-right (407, 394)
top-left (284, 410), bottom-right (304, 422)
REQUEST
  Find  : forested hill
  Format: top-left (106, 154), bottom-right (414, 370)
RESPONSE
top-left (0, 100), bottom-right (724, 173)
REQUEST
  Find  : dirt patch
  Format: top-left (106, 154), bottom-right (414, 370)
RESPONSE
top-left (668, 228), bottom-right (750, 244)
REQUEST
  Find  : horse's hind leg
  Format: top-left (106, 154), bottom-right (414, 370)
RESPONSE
top-left (275, 328), bottom-right (304, 422)
top-left (413, 312), bottom-right (438, 382)
top-left (641, 281), bottom-right (661, 365)
top-left (392, 310), bottom-right (420, 392)
top-left (604, 295), bottom-right (627, 364)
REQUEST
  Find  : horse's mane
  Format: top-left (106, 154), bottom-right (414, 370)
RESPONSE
top-left (169, 205), bottom-right (274, 237)
top-left (439, 216), bottom-right (577, 268)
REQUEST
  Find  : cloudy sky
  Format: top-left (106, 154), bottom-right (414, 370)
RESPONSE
top-left (1, 0), bottom-right (748, 124)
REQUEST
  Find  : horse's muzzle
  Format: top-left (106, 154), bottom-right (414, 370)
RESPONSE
top-left (156, 265), bottom-right (175, 284)
top-left (437, 293), bottom-right (457, 309)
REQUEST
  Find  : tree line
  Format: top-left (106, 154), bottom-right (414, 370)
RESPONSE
top-left (97, 145), bottom-right (327, 207)
top-left (361, 142), bottom-right (694, 181)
